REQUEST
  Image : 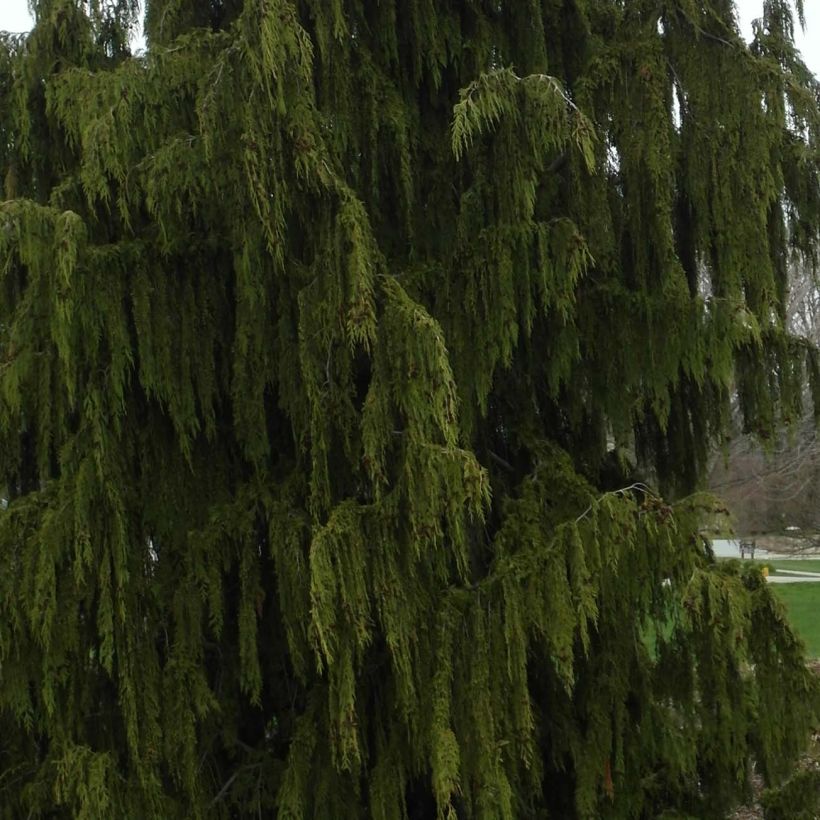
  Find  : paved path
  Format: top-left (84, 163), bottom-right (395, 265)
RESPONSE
top-left (712, 539), bottom-right (820, 561)
top-left (767, 572), bottom-right (820, 584)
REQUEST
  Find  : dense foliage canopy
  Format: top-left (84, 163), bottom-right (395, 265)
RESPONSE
top-left (1, 1), bottom-right (820, 817)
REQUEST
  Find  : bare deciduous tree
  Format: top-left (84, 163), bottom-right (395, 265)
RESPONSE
top-left (709, 259), bottom-right (820, 545)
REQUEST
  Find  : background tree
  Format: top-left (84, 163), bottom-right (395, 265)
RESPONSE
top-left (1, 1), bottom-right (820, 818)
top-left (709, 258), bottom-right (820, 539)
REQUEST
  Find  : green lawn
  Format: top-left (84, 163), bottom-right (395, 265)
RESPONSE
top-left (764, 559), bottom-right (820, 575)
top-left (769, 583), bottom-right (820, 658)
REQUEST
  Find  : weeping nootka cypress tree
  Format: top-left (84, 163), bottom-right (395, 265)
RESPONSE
top-left (1, 0), bottom-right (820, 817)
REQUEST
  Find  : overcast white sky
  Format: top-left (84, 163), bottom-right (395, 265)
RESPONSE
top-left (1, 0), bottom-right (33, 35)
top-left (0, 1), bottom-right (817, 73)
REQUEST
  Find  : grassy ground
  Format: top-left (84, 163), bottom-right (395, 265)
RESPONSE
top-left (764, 559), bottom-right (820, 575)
top-left (768, 583), bottom-right (820, 658)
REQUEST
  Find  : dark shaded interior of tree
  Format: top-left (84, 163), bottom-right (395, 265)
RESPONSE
top-left (0, 1), bottom-right (819, 818)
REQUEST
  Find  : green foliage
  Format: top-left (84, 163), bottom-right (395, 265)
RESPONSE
top-left (761, 767), bottom-right (820, 820)
top-left (0, 1), bottom-right (819, 818)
